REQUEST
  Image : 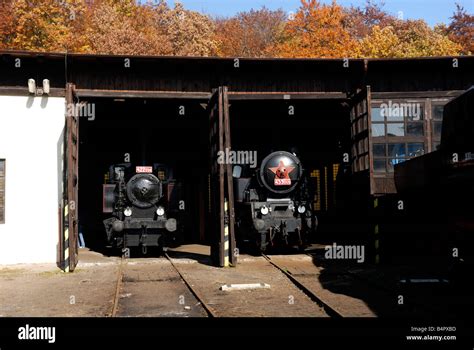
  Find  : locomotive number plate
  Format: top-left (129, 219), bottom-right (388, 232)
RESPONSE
top-left (136, 166), bottom-right (153, 173)
top-left (274, 178), bottom-right (291, 186)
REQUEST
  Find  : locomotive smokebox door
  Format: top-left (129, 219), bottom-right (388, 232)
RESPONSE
top-left (126, 173), bottom-right (162, 209)
top-left (260, 151), bottom-right (303, 195)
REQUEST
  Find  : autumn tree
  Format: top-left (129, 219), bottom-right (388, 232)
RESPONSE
top-left (160, 2), bottom-right (216, 56)
top-left (215, 7), bottom-right (287, 58)
top-left (85, 0), bottom-right (172, 55)
top-left (344, 0), bottom-right (395, 40)
top-left (358, 20), bottom-right (462, 58)
top-left (0, 0), bottom-right (15, 50)
top-left (0, 0), bottom-right (471, 58)
top-left (444, 4), bottom-right (474, 54)
top-left (356, 25), bottom-right (398, 57)
top-left (276, 0), bottom-right (359, 58)
top-left (6, 0), bottom-right (86, 52)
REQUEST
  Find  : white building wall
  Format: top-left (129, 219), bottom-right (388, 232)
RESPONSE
top-left (0, 95), bottom-right (65, 264)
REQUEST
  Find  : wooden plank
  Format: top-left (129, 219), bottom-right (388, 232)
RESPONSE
top-left (208, 88), bottom-right (226, 267)
top-left (228, 91), bottom-right (347, 100)
top-left (222, 86), bottom-right (237, 265)
top-left (4, 86), bottom-right (459, 101)
top-left (218, 87), bottom-right (225, 267)
top-left (65, 83), bottom-right (79, 272)
top-left (75, 89), bottom-right (210, 99)
top-left (0, 86), bottom-right (65, 97)
top-left (73, 107), bottom-right (80, 269)
top-left (366, 86), bottom-right (375, 195)
top-left (348, 87), bottom-right (371, 174)
top-left (371, 90), bottom-right (464, 99)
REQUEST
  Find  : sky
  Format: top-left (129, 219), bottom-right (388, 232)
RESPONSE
top-left (169, 0), bottom-right (474, 26)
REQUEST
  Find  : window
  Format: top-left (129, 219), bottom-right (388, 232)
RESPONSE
top-left (373, 144), bottom-right (386, 157)
top-left (0, 160), bottom-right (4, 224)
top-left (371, 102), bottom-right (425, 138)
top-left (407, 122), bottom-right (424, 136)
top-left (387, 158), bottom-right (406, 173)
top-left (387, 123), bottom-right (405, 136)
top-left (373, 159), bottom-right (386, 172)
top-left (388, 143), bottom-right (406, 158)
top-left (370, 98), bottom-right (451, 174)
top-left (433, 121), bottom-right (443, 137)
top-left (371, 107), bottom-right (384, 122)
top-left (372, 142), bottom-right (424, 173)
top-left (432, 104), bottom-right (444, 120)
top-left (371, 123), bottom-right (385, 137)
top-left (431, 101), bottom-right (450, 148)
top-left (407, 143), bottom-right (425, 157)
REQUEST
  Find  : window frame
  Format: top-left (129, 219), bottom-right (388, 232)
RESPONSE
top-left (371, 99), bottom-right (427, 141)
top-left (430, 98), bottom-right (451, 151)
top-left (372, 141), bottom-right (426, 173)
top-left (370, 97), bottom-right (452, 175)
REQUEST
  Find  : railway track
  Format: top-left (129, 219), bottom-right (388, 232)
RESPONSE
top-left (302, 251), bottom-right (444, 317)
top-left (164, 252), bottom-right (217, 318)
top-left (263, 251), bottom-right (440, 318)
top-left (108, 250), bottom-right (441, 318)
top-left (109, 253), bottom-right (216, 317)
top-left (110, 256), bottom-right (126, 317)
top-left (262, 253), bottom-right (343, 318)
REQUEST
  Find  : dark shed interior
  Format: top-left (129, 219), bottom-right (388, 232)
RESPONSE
top-left (78, 96), bottom-right (354, 253)
top-left (78, 97), bottom-right (209, 252)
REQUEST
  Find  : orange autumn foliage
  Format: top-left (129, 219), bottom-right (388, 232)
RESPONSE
top-left (215, 7), bottom-right (287, 58)
top-left (0, 0), bottom-right (469, 58)
top-left (276, 0), bottom-right (359, 58)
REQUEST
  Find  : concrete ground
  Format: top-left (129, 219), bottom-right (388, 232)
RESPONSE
top-left (117, 259), bottom-right (208, 317)
top-left (0, 245), bottom-right (471, 318)
top-left (166, 254), bottom-right (327, 317)
top-left (0, 250), bottom-right (120, 317)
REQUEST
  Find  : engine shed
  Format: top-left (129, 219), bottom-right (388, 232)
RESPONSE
top-left (0, 51), bottom-right (473, 269)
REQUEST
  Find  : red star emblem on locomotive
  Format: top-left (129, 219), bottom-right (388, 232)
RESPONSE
top-left (269, 160), bottom-right (295, 186)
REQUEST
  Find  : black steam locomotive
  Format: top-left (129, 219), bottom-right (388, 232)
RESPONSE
top-left (233, 151), bottom-right (316, 252)
top-left (102, 163), bottom-right (183, 255)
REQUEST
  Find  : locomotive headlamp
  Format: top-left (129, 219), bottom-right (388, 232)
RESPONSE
top-left (260, 206), bottom-right (269, 215)
top-left (156, 206), bottom-right (165, 216)
top-left (124, 207), bottom-right (133, 217)
top-left (297, 205), bottom-right (306, 214)
top-left (288, 203), bottom-right (295, 211)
